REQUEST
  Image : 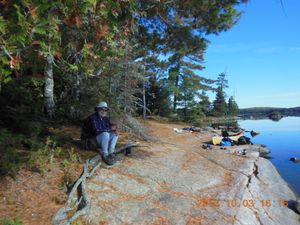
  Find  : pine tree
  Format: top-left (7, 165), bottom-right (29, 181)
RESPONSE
top-left (216, 72), bottom-right (229, 90)
top-left (167, 53), bottom-right (214, 112)
top-left (0, 0), bottom-right (249, 124)
top-left (145, 73), bottom-right (171, 117)
top-left (136, 1), bottom-right (247, 116)
top-left (212, 86), bottom-right (227, 117)
top-left (212, 72), bottom-right (231, 117)
top-left (228, 96), bottom-right (239, 116)
top-left (199, 91), bottom-right (211, 116)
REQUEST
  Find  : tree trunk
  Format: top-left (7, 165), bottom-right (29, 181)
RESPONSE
top-left (173, 73), bottom-right (179, 111)
top-left (124, 46), bottom-right (129, 115)
top-left (143, 81), bottom-right (146, 119)
top-left (69, 70), bottom-right (81, 119)
top-left (44, 53), bottom-right (55, 118)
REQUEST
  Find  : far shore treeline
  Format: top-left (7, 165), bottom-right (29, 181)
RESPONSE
top-left (0, 1), bottom-right (247, 175)
top-left (239, 107), bottom-right (300, 120)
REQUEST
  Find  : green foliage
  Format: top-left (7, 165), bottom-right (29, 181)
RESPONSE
top-left (66, 147), bottom-right (81, 164)
top-left (228, 96), bottom-right (239, 116)
top-left (135, 1), bottom-right (246, 118)
top-left (144, 71), bottom-right (171, 117)
top-left (60, 147), bottom-right (81, 189)
top-left (166, 53), bottom-right (215, 112)
top-left (27, 135), bottom-right (82, 174)
top-left (28, 136), bottom-right (63, 173)
top-left (0, 16), bottom-right (6, 34)
top-left (199, 91), bottom-right (211, 115)
top-left (216, 72), bottom-right (229, 91)
top-left (0, 77), bottom-right (45, 136)
top-left (211, 72), bottom-right (231, 117)
top-left (0, 77), bottom-right (44, 111)
top-left (0, 124), bottom-right (83, 175)
top-left (0, 126), bottom-right (55, 176)
top-left (0, 1), bottom-right (248, 139)
top-left (0, 217), bottom-right (22, 225)
top-left (212, 86), bottom-right (228, 117)
top-left (210, 73), bottom-right (239, 118)
top-left (210, 117), bottom-right (239, 129)
top-left (0, 129), bottom-right (24, 175)
top-left (177, 103), bottom-right (206, 124)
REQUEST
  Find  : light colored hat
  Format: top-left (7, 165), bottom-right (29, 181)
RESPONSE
top-left (95, 101), bottom-right (109, 110)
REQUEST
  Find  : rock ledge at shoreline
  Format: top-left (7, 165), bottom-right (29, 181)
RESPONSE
top-left (82, 121), bottom-right (300, 225)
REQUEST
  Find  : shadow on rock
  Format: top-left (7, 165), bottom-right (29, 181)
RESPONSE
top-left (288, 199), bottom-right (300, 215)
top-left (128, 148), bottom-right (154, 160)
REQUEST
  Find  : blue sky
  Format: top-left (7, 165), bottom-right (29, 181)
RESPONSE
top-left (202, 0), bottom-right (300, 109)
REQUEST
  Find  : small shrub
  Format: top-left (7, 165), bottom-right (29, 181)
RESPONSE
top-left (28, 136), bottom-right (63, 173)
top-left (0, 217), bottom-right (22, 225)
top-left (0, 149), bottom-right (20, 176)
top-left (62, 159), bottom-right (71, 169)
top-left (67, 147), bottom-right (80, 163)
top-left (21, 138), bottom-right (44, 150)
top-left (0, 129), bottom-right (24, 176)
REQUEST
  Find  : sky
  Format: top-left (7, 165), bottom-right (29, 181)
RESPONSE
top-left (202, 0), bottom-right (300, 109)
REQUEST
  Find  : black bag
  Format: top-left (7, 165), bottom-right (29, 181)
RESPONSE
top-left (221, 130), bottom-right (229, 137)
top-left (81, 115), bottom-right (95, 140)
top-left (236, 136), bottom-right (252, 145)
top-left (83, 137), bottom-right (99, 150)
top-left (81, 115), bottom-right (99, 150)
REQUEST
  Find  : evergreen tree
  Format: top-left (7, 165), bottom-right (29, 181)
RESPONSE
top-left (216, 72), bottom-right (229, 90)
top-left (199, 91), bottom-right (211, 116)
top-left (145, 74), bottom-right (171, 117)
top-left (137, 0), bottom-right (248, 116)
top-left (0, 0), bottom-right (249, 124)
top-left (212, 72), bottom-right (231, 117)
top-left (167, 53), bottom-right (214, 112)
top-left (139, 54), bottom-right (169, 116)
top-left (212, 86), bottom-right (227, 117)
top-left (228, 96), bottom-right (239, 116)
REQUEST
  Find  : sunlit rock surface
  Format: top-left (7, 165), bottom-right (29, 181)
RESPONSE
top-left (83, 121), bottom-right (300, 225)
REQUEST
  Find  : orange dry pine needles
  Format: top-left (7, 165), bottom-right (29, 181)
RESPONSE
top-left (0, 124), bottom-right (136, 224)
top-left (0, 166), bottom-right (82, 225)
top-left (0, 126), bottom-right (85, 225)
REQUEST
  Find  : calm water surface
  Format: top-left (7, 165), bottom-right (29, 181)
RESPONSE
top-left (239, 117), bottom-right (300, 196)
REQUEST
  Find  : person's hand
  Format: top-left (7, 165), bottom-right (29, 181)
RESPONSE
top-left (111, 124), bottom-right (117, 131)
top-left (111, 124), bottom-right (119, 135)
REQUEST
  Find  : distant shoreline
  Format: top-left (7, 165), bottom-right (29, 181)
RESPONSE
top-left (239, 106), bottom-right (300, 120)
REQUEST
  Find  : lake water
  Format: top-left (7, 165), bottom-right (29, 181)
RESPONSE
top-left (239, 117), bottom-right (300, 197)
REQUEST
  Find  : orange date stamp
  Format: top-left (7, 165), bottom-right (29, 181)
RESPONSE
top-left (197, 198), bottom-right (289, 208)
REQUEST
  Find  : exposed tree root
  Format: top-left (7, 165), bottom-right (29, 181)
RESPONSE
top-left (52, 142), bottom-right (139, 225)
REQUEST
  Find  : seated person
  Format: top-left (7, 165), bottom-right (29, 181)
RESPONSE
top-left (91, 101), bottom-right (118, 165)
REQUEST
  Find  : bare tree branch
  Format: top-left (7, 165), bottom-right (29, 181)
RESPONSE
top-left (1, 45), bottom-right (14, 60)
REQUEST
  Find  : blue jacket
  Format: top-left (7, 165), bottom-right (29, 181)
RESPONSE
top-left (91, 112), bottom-right (112, 135)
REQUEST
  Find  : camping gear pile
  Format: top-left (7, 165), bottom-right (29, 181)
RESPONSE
top-left (173, 126), bottom-right (202, 134)
top-left (212, 129), bottom-right (255, 147)
top-left (182, 126), bottom-right (201, 132)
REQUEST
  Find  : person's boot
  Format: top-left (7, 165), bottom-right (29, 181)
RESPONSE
top-left (109, 153), bottom-right (122, 162)
top-left (125, 147), bottom-right (132, 156)
top-left (101, 154), bottom-right (115, 165)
